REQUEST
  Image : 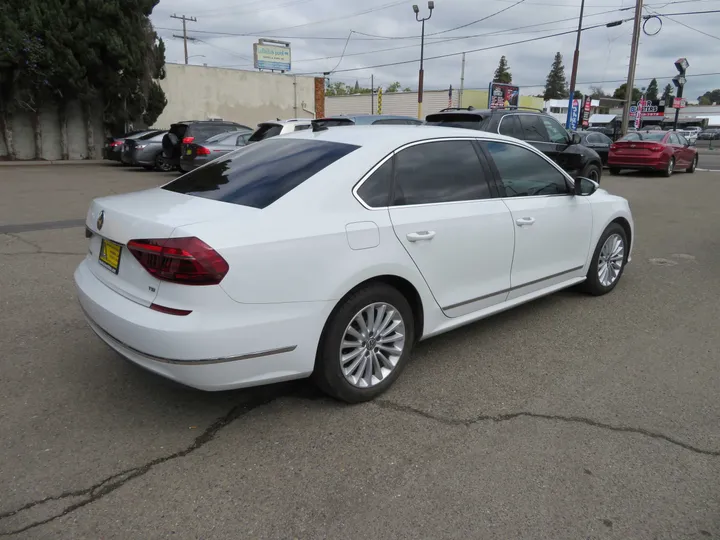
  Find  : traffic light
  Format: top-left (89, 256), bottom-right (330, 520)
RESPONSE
top-left (673, 57), bottom-right (688, 89)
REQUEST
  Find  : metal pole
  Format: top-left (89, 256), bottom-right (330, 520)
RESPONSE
top-left (418, 19), bottom-right (425, 119)
top-left (371, 74), bottom-right (374, 114)
top-left (673, 85), bottom-right (683, 131)
top-left (171, 14), bottom-right (197, 66)
top-left (620, 0), bottom-right (644, 136)
top-left (459, 53), bottom-right (466, 108)
top-left (565, 0), bottom-right (586, 129)
top-left (182, 18), bottom-right (188, 64)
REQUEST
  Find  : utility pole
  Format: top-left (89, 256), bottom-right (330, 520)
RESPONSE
top-left (565, 0), bottom-right (586, 129)
top-left (620, 0), bottom-right (643, 136)
top-left (171, 13), bottom-right (197, 65)
top-left (459, 53), bottom-right (466, 108)
top-left (371, 74), bottom-right (374, 114)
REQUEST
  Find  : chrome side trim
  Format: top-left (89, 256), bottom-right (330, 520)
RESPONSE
top-left (442, 266), bottom-right (584, 311)
top-left (81, 305), bottom-right (296, 365)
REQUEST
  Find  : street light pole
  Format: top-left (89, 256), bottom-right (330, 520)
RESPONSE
top-left (565, 0), bottom-right (586, 129)
top-left (413, 2), bottom-right (434, 120)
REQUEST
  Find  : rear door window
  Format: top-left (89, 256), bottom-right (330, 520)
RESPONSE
top-left (498, 115), bottom-right (522, 138)
top-left (249, 124), bottom-right (283, 142)
top-left (357, 159), bottom-right (393, 207)
top-left (163, 139), bottom-right (359, 209)
top-left (518, 115), bottom-right (549, 142)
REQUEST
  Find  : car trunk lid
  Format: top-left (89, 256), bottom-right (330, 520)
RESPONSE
top-left (611, 140), bottom-right (664, 156)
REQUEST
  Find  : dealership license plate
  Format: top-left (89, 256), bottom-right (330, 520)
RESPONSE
top-left (186, 148), bottom-right (192, 155)
top-left (99, 238), bottom-right (122, 274)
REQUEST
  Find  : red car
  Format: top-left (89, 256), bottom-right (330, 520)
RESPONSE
top-left (608, 131), bottom-right (698, 177)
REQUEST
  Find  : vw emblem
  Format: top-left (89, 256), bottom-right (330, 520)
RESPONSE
top-left (97, 210), bottom-right (105, 231)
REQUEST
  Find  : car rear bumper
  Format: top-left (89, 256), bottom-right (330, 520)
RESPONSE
top-left (608, 157), bottom-right (669, 170)
top-left (74, 259), bottom-right (331, 391)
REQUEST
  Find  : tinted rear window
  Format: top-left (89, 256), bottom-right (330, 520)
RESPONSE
top-left (425, 113), bottom-right (485, 130)
top-left (249, 124), bottom-right (283, 142)
top-left (187, 124), bottom-right (241, 141)
top-left (163, 139), bottom-right (359, 209)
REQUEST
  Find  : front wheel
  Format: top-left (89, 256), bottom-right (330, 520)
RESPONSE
top-left (313, 283), bottom-right (415, 403)
top-left (686, 154), bottom-right (698, 173)
top-left (580, 223), bottom-right (628, 296)
top-left (581, 163), bottom-right (602, 184)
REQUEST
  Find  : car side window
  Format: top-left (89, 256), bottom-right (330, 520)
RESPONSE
top-left (392, 140), bottom-right (491, 205)
top-left (357, 158), bottom-right (393, 208)
top-left (498, 115), bottom-right (522, 138)
top-left (668, 133), bottom-right (679, 144)
top-left (586, 134), bottom-right (600, 144)
top-left (294, 124), bottom-right (311, 131)
top-left (540, 116), bottom-right (570, 144)
top-left (678, 134), bottom-right (688, 146)
top-left (518, 115), bottom-right (549, 143)
top-left (485, 141), bottom-right (570, 197)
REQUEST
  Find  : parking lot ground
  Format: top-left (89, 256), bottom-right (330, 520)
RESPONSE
top-left (1, 164), bottom-right (720, 539)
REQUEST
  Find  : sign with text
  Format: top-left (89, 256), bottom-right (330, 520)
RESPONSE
top-left (630, 99), bottom-right (665, 117)
top-left (253, 43), bottom-right (291, 71)
top-left (634, 97), bottom-right (644, 129)
top-left (673, 97), bottom-right (687, 109)
top-left (488, 82), bottom-right (520, 109)
top-left (581, 96), bottom-right (592, 128)
top-left (569, 99), bottom-right (580, 131)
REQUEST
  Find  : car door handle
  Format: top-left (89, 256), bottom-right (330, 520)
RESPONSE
top-left (515, 217), bottom-right (535, 227)
top-left (406, 231), bottom-right (436, 242)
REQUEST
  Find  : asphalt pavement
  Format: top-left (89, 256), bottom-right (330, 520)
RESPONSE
top-left (1, 163), bottom-right (720, 539)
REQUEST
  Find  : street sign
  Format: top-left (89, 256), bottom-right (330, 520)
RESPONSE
top-left (673, 97), bottom-right (687, 109)
top-left (569, 99), bottom-right (580, 131)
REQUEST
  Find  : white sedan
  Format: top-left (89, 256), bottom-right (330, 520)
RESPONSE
top-left (75, 126), bottom-right (634, 403)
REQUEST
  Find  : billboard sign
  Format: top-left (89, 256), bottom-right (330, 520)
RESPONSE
top-left (488, 82), bottom-right (520, 109)
top-left (630, 99), bottom-right (665, 117)
top-left (253, 42), bottom-right (291, 71)
top-left (569, 99), bottom-right (580, 131)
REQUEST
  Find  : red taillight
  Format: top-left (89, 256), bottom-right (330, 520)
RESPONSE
top-left (182, 136), bottom-right (195, 144)
top-left (610, 144), bottom-right (617, 151)
top-left (196, 146), bottom-right (211, 155)
top-left (150, 303), bottom-right (192, 316)
top-left (109, 141), bottom-right (122, 147)
top-left (127, 237), bottom-right (229, 285)
top-left (649, 145), bottom-right (663, 152)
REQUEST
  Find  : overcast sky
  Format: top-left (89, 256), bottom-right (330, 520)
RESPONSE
top-left (151, 0), bottom-right (720, 100)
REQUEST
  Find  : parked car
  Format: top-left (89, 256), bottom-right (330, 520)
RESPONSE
top-left (425, 107), bottom-right (604, 182)
top-left (698, 129), bottom-right (720, 140)
top-left (162, 120), bottom-right (252, 169)
top-left (75, 125), bottom-right (634, 402)
top-left (103, 130), bottom-right (154, 162)
top-left (246, 119), bottom-right (312, 143)
top-left (608, 130), bottom-right (698, 176)
top-left (121, 130), bottom-right (164, 166)
top-left (312, 115), bottom-right (424, 128)
top-left (575, 130), bottom-right (613, 165)
top-left (179, 129), bottom-right (253, 172)
top-left (122, 131), bottom-right (174, 171)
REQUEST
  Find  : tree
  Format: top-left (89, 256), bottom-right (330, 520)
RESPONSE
top-left (697, 88), bottom-right (720, 105)
top-left (353, 80), bottom-right (360, 93)
top-left (493, 56), bottom-right (512, 84)
top-left (403, 87), bottom-right (412, 92)
top-left (386, 81), bottom-right (402, 93)
top-left (661, 83), bottom-right (674, 102)
top-left (543, 52), bottom-right (568, 100)
top-left (589, 85), bottom-right (608, 98)
top-left (646, 78), bottom-right (659, 100)
top-left (573, 90), bottom-right (583, 99)
top-left (613, 83), bottom-right (642, 102)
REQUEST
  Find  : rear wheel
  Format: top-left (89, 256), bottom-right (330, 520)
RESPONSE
top-left (686, 154), bottom-right (698, 173)
top-left (609, 167), bottom-right (620, 176)
top-left (155, 153), bottom-right (173, 172)
top-left (313, 283), bottom-right (415, 403)
top-left (662, 157), bottom-right (674, 177)
top-left (580, 223), bottom-right (628, 296)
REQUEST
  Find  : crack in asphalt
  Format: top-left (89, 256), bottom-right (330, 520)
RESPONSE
top-left (0, 233), bottom-right (85, 257)
top-left (0, 393), bottom-right (279, 536)
top-left (373, 400), bottom-right (720, 457)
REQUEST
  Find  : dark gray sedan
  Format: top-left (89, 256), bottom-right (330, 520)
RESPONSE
top-left (122, 131), bottom-right (172, 171)
top-left (179, 130), bottom-right (252, 172)
top-left (576, 130), bottom-right (613, 165)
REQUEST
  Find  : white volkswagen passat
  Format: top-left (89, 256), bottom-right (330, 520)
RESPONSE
top-left (75, 126), bottom-right (633, 403)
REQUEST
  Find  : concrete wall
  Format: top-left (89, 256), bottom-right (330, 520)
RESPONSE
top-left (153, 64), bottom-right (318, 129)
top-left (0, 101), bottom-right (105, 161)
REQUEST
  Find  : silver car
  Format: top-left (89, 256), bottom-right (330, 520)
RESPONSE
top-left (179, 130), bottom-right (253, 173)
top-left (125, 131), bottom-right (173, 171)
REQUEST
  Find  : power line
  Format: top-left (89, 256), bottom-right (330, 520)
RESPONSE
top-left (514, 71), bottom-right (720, 88)
top-left (645, 6), bottom-right (720, 39)
top-left (425, 0), bottom-right (527, 37)
top-left (328, 31), bottom-right (355, 73)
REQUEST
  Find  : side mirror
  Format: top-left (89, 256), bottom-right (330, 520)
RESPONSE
top-left (574, 177), bottom-right (599, 196)
top-left (570, 132), bottom-right (582, 145)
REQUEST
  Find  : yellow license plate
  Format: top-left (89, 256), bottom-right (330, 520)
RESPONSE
top-left (99, 238), bottom-right (122, 274)
top-left (186, 148), bottom-right (192, 155)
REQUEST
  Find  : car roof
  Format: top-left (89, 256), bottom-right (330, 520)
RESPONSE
top-left (282, 124), bottom-right (523, 148)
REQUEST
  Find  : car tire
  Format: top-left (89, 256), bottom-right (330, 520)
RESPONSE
top-left (313, 283), bottom-right (415, 403)
top-left (686, 154), bottom-right (698, 173)
top-left (580, 222), bottom-right (628, 297)
top-left (609, 167), bottom-right (620, 176)
top-left (155, 153), bottom-right (173, 172)
top-left (581, 162), bottom-right (602, 183)
top-left (662, 157), bottom-right (674, 177)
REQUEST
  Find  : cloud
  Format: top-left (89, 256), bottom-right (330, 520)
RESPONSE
top-left (151, 0), bottom-right (720, 99)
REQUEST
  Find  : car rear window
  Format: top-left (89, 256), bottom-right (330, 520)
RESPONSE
top-left (425, 113), bottom-right (486, 130)
top-left (313, 118), bottom-right (356, 128)
top-left (138, 130), bottom-right (165, 140)
top-left (249, 124), bottom-right (283, 142)
top-left (163, 139), bottom-right (359, 209)
top-left (638, 132), bottom-right (667, 141)
top-left (187, 124), bottom-right (241, 142)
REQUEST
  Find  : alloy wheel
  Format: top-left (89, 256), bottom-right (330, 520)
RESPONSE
top-left (339, 302), bottom-right (406, 388)
top-left (598, 233), bottom-right (624, 287)
top-left (667, 158), bottom-right (674, 175)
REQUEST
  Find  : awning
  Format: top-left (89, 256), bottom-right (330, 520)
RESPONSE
top-left (589, 114), bottom-right (617, 124)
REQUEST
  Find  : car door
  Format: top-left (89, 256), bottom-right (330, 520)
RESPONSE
top-left (676, 134), bottom-right (695, 164)
top-left (667, 133), bottom-right (686, 167)
top-left (481, 140), bottom-right (593, 299)
top-left (386, 139), bottom-right (515, 316)
top-left (516, 114), bottom-right (563, 164)
top-left (586, 133), bottom-right (611, 164)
